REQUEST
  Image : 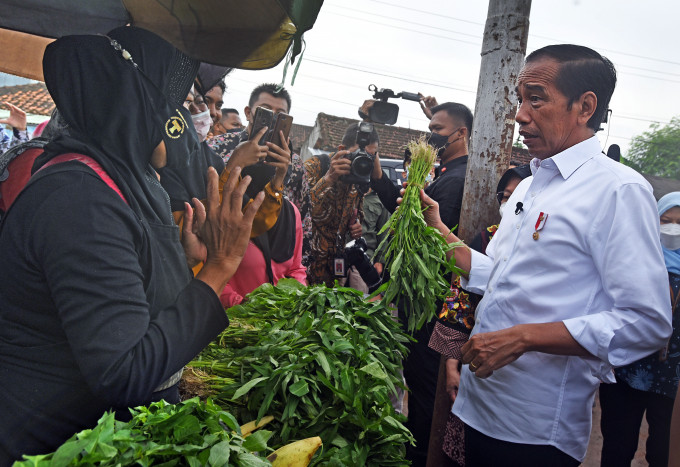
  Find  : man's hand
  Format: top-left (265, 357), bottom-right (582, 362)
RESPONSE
top-left (324, 150), bottom-right (352, 184)
top-left (349, 219), bottom-right (362, 239)
top-left (374, 262), bottom-right (384, 275)
top-left (461, 327), bottom-right (528, 379)
top-left (418, 93), bottom-right (438, 120)
top-left (445, 358), bottom-right (461, 403)
top-left (0, 102), bottom-right (27, 130)
top-left (225, 126), bottom-right (268, 171)
top-left (191, 167), bottom-right (264, 296)
top-left (418, 189), bottom-right (444, 230)
top-left (358, 99), bottom-right (376, 122)
top-left (265, 131), bottom-right (292, 191)
top-left (371, 152), bottom-right (383, 180)
top-left (461, 322), bottom-right (592, 379)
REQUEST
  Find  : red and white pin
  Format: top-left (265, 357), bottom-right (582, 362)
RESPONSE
top-left (533, 212), bottom-right (548, 240)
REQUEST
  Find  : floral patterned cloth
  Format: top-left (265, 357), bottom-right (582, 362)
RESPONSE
top-left (205, 128), bottom-right (246, 164)
top-left (616, 272), bottom-right (680, 399)
top-left (0, 129), bottom-right (29, 155)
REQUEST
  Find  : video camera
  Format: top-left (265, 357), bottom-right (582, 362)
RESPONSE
top-left (364, 84), bottom-right (421, 125)
top-left (344, 237), bottom-right (383, 293)
top-left (341, 121), bottom-right (376, 187)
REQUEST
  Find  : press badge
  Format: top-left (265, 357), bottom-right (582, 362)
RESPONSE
top-left (334, 257), bottom-right (346, 277)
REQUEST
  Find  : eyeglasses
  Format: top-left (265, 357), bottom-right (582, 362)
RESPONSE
top-left (496, 191), bottom-right (506, 204)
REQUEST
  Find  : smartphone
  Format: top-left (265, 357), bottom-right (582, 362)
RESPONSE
top-left (249, 106), bottom-right (274, 145)
top-left (270, 113), bottom-right (293, 147)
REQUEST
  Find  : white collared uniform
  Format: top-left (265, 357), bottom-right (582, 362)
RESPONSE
top-left (454, 136), bottom-right (672, 461)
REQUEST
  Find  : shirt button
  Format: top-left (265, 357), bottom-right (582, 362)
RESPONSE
top-left (488, 286), bottom-right (493, 293)
top-left (503, 257), bottom-right (508, 261)
top-left (531, 192), bottom-right (536, 197)
top-left (516, 224), bottom-right (520, 229)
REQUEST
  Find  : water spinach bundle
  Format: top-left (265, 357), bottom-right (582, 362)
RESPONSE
top-left (376, 138), bottom-right (460, 333)
top-left (188, 279), bottom-right (414, 466)
top-left (14, 398), bottom-right (274, 467)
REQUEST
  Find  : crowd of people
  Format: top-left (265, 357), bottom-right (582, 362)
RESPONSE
top-left (0, 26), bottom-right (678, 467)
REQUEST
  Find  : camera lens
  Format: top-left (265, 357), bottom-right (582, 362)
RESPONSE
top-left (352, 155), bottom-right (373, 177)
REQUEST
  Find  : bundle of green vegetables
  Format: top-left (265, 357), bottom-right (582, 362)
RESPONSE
top-left (14, 398), bottom-right (273, 467)
top-left (188, 279), bottom-right (414, 466)
top-left (375, 138), bottom-right (462, 333)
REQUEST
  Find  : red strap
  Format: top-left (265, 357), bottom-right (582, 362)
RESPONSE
top-left (40, 153), bottom-right (128, 204)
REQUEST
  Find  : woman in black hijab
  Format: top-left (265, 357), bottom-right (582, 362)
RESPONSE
top-left (0, 27), bottom-right (262, 463)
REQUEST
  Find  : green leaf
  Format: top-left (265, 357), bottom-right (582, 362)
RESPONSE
top-left (358, 361), bottom-right (388, 381)
top-left (235, 451), bottom-right (271, 467)
top-left (316, 350), bottom-right (331, 377)
top-left (390, 249), bottom-right (404, 274)
top-left (232, 376), bottom-right (268, 400)
top-left (289, 379), bottom-right (310, 397)
top-left (208, 440), bottom-right (231, 466)
top-left (241, 429), bottom-right (273, 452)
top-left (172, 414), bottom-right (202, 441)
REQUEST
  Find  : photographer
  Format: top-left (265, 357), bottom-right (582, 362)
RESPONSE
top-left (306, 123), bottom-right (380, 287)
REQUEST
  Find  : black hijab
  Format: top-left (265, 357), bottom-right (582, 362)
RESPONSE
top-left (38, 27), bottom-right (200, 226)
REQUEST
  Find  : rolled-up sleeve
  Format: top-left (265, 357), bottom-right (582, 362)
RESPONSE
top-left (563, 182), bottom-right (672, 379)
top-left (460, 235), bottom-right (496, 295)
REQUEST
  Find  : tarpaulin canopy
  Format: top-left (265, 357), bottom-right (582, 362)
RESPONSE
top-left (0, 0), bottom-right (323, 81)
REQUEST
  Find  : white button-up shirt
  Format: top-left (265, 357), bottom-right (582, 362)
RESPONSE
top-left (453, 136), bottom-right (672, 461)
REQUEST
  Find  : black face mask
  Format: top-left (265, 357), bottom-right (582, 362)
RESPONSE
top-left (241, 161), bottom-right (276, 199)
top-left (427, 128), bottom-right (462, 157)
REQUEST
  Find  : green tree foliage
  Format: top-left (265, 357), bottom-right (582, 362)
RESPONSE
top-left (623, 116), bottom-right (680, 179)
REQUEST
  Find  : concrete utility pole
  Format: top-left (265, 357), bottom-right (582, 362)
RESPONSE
top-left (458, 0), bottom-right (532, 243)
top-left (426, 1), bottom-right (531, 465)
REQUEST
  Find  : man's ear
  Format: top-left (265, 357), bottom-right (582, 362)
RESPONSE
top-left (577, 91), bottom-right (598, 126)
top-left (338, 144), bottom-right (346, 151)
top-left (244, 106), bottom-right (253, 123)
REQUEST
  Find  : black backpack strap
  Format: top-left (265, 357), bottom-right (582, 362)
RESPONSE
top-left (251, 233), bottom-right (275, 284)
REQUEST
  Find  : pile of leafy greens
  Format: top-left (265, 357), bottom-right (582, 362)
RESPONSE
top-left (188, 279), bottom-right (414, 466)
top-left (14, 398), bottom-right (272, 467)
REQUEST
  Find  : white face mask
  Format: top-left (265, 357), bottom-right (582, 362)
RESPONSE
top-left (191, 109), bottom-right (212, 142)
top-left (499, 201), bottom-right (507, 218)
top-left (660, 223), bottom-right (680, 250)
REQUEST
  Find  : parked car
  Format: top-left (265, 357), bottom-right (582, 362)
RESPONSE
top-left (379, 158), bottom-right (405, 187)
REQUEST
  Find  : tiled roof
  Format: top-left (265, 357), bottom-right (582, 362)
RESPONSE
top-left (289, 122), bottom-right (313, 153)
top-left (311, 112), bottom-right (426, 159)
top-left (0, 83), bottom-right (54, 116)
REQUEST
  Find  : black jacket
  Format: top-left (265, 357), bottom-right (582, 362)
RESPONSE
top-left (0, 164), bottom-right (228, 463)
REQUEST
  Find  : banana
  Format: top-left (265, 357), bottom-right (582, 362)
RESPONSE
top-left (267, 436), bottom-right (322, 467)
top-left (239, 415), bottom-right (275, 437)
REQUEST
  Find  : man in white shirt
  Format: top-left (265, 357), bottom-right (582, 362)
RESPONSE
top-left (421, 44), bottom-right (672, 465)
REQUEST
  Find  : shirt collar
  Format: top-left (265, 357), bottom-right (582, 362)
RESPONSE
top-left (530, 136), bottom-right (601, 179)
top-left (439, 155), bottom-right (468, 173)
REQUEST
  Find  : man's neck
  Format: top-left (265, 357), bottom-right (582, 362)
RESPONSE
top-left (440, 151), bottom-right (467, 165)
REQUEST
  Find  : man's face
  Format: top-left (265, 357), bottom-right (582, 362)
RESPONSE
top-left (515, 58), bottom-right (582, 159)
top-left (245, 92), bottom-right (289, 132)
top-left (204, 85), bottom-right (224, 126)
top-left (222, 112), bottom-right (243, 130)
top-left (429, 111), bottom-right (462, 161)
top-left (345, 141), bottom-right (379, 157)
